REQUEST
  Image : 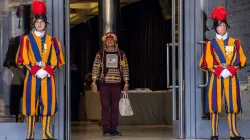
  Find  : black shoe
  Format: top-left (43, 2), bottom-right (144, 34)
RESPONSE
top-left (110, 130), bottom-right (122, 136)
top-left (103, 130), bottom-right (111, 136)
top-left (230, 136), bottom-right (245, 140)
top-left (211, 136), bottom-right (218, 140)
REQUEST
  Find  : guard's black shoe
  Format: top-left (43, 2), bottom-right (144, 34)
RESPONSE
top-left (211, 136), bottom-right (218, 140)
top-left (110, 130), bottom-right (122, 136)
top-left (103, 130), bottom-right (111, 136)
top-left (230, 136), bottom-right (245, 140)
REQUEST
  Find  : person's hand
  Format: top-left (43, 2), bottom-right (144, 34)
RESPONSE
top-left (220, 69), bottom-right (232, 79)
top-left (35, 69), bottom-right (47, 79)
top-left (92, 83), bottom-right (98, 94)
top-left (123, 83), bottom-right (129, 93)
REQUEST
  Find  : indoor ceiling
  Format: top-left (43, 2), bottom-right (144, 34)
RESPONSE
top-left (3, 0), bottom-right (139, 25)
top-left (70, 0), bottom-right (139, 25)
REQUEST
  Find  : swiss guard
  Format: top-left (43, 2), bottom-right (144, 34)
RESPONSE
top-left (16, 0), bottom-right (65, 140)
top-left (200, 6), bottom-right (246, 140)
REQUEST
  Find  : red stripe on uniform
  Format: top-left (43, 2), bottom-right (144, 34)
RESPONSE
top-left (236, 40), bottom-right (241, 65)
top-left (53, 37), bottom-right (62, 63)
top-left (17, 36), bottom-right (25, 64)
top-left (201, 41), bottom-right (208, 67)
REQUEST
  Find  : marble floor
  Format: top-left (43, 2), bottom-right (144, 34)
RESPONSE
top-left (71, 122), bottom-right (173, 140)
top-left (71, 122), bottom-right (250, 140)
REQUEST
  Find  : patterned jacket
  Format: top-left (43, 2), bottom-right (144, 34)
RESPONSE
top-left (92, 49), bottom-right (129, 84)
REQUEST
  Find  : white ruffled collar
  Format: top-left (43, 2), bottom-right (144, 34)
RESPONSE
top-left (34, 30), bottom-right (45, 37)
top-left (216, 32), bottom-right (228, 40)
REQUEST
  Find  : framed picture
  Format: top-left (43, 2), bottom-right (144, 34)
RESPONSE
top-left (106, 54), bottom-right (118, 68)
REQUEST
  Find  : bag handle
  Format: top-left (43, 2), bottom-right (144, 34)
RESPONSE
top-left (122, 91), bottom-right (128, 99)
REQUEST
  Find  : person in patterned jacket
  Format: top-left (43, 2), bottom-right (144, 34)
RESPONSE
top-left (92, 32), bottom-right (129, 136)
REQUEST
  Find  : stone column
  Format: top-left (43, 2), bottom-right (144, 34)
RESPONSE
top-left (18, 5), bottom-right (31, 35)
top-left (98, 0), bottom-right (120, 48)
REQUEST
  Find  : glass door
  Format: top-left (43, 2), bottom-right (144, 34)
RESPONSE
top-left (171, 0), bottom-right (185, 139)
top-left (0, 0), bottom-right (36, 139)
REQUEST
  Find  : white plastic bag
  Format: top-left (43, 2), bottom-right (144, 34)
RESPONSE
top-left (119, 91), bottom-right (133, 116)
top-left (2, 68), bottom-right (13, 86)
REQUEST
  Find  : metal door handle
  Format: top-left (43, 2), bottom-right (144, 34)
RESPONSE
top-left (197, 40), bottom-right (208, 88)
top-left (198, 40), bottom-right (206, 44)
top-left (166, 43), bottom-right (179, 89)
top-left (198, 72), bottom-right (208, 88)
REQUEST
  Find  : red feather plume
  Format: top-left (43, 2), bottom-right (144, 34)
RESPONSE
top-left (32, 0), bottom-right (47, 15)
top-left (210, 6), bottom-right (228, 21)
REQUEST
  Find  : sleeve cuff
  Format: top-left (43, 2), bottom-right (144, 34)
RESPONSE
top-left (30, 65), bottom-right (40, 76)
top-left (227, 66), bottom-right (237, 76)
top-left (214, 67), bottom-right (224, 77)
top-left (44, 65), bottom-right (54, 76)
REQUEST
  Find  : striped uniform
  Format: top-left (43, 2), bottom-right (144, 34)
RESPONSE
top-left (200, 37), bottom-right (246, 137)
top-left (16, 32), bottom-right (65, 139)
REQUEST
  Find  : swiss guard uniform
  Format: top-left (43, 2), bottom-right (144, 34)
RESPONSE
top-left (15, 1), bottom-right (65, 140)
top-left (200, 6), bottom-right (246, 140)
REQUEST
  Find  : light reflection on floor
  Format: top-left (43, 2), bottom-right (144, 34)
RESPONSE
top-left (71, 122), bottom-right (173, 140)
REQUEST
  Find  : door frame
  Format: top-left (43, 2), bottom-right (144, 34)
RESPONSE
top-left (184, 0), bottom-right (197, 138)
top-left (46, 0), bottom-right (67, 139)
top-left (184, 0), bottom-right (250, 139)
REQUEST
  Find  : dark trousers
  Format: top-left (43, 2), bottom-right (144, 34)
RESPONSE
top-left (71, 93), bottom-right (80, 121)
top-left (99, 84), bottom-right (121, 131)
top-left (9, 85), bottom-right (22, 122)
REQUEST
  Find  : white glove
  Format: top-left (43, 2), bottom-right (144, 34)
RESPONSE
top-left (35, 69), bottom-right (48, 79)
top-left (46, 72), bottom-right (51, 77)
top-left (41, 70), bottom-right (50, 78)
top-left (220, 69), bottom-right (232, 79)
